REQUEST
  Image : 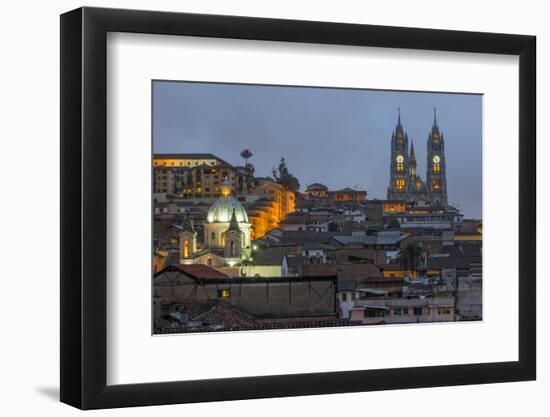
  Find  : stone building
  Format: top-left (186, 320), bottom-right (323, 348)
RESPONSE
top-left (387, 108), bottom-right (448, 206)
top-left (178, 180), bottom-right (252, 268)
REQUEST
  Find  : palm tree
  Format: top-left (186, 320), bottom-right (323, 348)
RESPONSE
top-left (240, 149), bottom-right (253, 166)
top-left (398, 242), bottom-right (423, 276)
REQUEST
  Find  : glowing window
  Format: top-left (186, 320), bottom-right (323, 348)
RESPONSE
top-left (433, 163), bottom-right (441, 173)
top-left (218, 289), bottom-right (231, 298)
top-left (395, 178), bottom-right (405, 190)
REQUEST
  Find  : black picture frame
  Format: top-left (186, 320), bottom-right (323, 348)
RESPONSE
top-left (60, 6), bottom-right (536, 410)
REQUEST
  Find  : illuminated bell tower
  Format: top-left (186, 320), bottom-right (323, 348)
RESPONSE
top-left (426, 108), bottom-right (448, 207)
top-left (387, 108), bottom-right (410, 200)
top-left (224, 209), bottom-right (243, 261)
top-left (179, 214), bottom-right (196, 265)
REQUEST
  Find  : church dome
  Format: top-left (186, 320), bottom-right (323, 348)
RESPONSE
top-left (207, 196), bottom-right (249, 224)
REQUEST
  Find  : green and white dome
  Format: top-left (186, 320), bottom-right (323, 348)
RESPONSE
top-left (207, 196), bottom-right (249, 223)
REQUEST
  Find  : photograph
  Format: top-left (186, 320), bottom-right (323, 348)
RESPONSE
top-left (152, 81), bottom-right (483, 334)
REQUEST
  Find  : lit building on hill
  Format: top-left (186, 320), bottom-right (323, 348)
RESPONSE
top-left (330, 188), bottom-right (367, 203)
top-left (247, 178), bottom-right (295, 239)
top-left (153, 153), bottom-right (250, 199)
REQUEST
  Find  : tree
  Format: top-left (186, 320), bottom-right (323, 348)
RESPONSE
top-left (272, 157), bottom-right (300, 192)
top-left (240, 149), bottom-right (253, 166)
top-left (244, 162), bottom-right (255, 177)
top-left (243, 163), bottom-right (255, 194)
top-left (397, 242), bottom-right (423, 275)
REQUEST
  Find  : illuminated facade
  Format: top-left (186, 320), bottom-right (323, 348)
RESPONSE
top-left (383, 201), bottom-right (407, 214)
top-left (153, 153), bottom-right (250, 199)
top-left (331, 188), bottom-right (367, 203)
top-left (387, 109), bottom-right (448, 206)
top-left (249, 178), bottom-right (296, 239)
top-left (305, 183), bottom-right (329, 199)
top-left (247, 178), bottom-right (295, 239)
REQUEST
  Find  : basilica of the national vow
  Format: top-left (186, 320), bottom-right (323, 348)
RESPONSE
top-left (387, 108), bottom-right (448, 207)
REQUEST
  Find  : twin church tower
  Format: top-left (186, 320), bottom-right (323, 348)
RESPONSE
top-left (387, 108), bottom-right (448, 207)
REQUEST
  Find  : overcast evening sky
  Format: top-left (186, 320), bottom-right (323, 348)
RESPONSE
top-left (153, 81), bottom-right (482, 219)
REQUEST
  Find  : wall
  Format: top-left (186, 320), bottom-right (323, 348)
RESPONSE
top-left (155, 272), bottom-right (336, 316)
top-left (0, 1), bottom-right (546, 416)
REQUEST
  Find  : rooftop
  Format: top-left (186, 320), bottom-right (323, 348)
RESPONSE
top-left (171, 264), bottom-right (230, 279)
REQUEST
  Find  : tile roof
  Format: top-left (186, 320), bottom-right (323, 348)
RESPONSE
top-left (332, 232), bottom-right (407, 246)
top-left (427, 255), bottom-right (482, 270)
top-left (158, 300), bottom-right (257, 330)
top-left (249, 247), bottom-right (290, 265)
top-left (171, 264), bottom-right (229, 279)
top-left (276, 231), bottom-right (345, 245)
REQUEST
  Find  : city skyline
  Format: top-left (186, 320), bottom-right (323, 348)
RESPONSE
top-left (153, 81), bottom-right (482, 218)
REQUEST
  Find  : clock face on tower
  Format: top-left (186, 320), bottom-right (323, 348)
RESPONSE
top-left (396, 155), bottom-right (404, 163)
top-left (433, 155), bottom-right (441, 163)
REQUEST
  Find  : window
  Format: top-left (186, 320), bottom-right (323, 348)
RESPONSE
top-left (433, 163), bottom-right (441, 173)
top-left (393, 308), bottom-right (402, 315)
top-left (365, 309), bottom-right (384, 318)
top-left (395, 178), bottom-right (405, 190)
top-left (183, 240), bottom-right (189, 258)
top-left (438, 307), bottom-right (452, 315)
top-left (341, 293), bottom-right (347, 302)
top-left (397, 162), bottom-right (404, 172)
top-left (218, 289), bottom-right (231, 298)
top-left (414, 307), bottom-right (423, 316)
top-left (351, 292), bottom-right (356, 301)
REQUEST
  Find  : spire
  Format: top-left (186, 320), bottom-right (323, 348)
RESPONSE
top-left (397, 107), bottom-right (402, 128)
top-left (433, 107), bottom-right (438, 128)
top-left (227, 209), bottom-right (241, 232)
top-left (181, 214), bottom-right (195, 233)
top-left (409, 140), bottom-right (417, 166)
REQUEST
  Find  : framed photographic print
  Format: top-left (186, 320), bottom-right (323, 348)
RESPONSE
top-left (60, 6), bottom-right (536, 410)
